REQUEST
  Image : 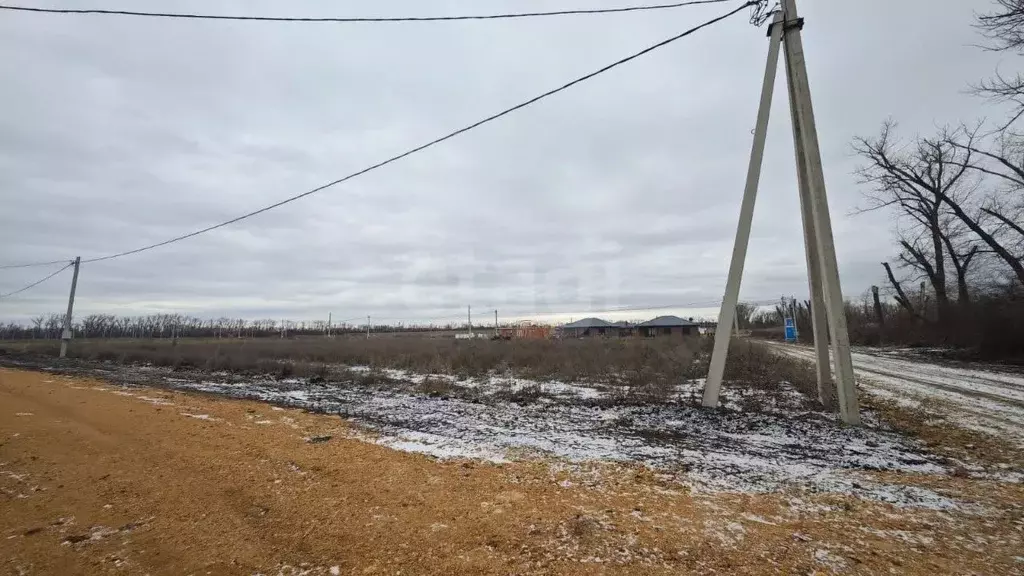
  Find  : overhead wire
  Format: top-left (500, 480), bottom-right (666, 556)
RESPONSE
top-left (0, 1), bottom-right (736, 23)
top-left (0, 258), bottom-right (74, 270)
top-left (0, 262), bottom-right (73, 299)
top-left (78, 1), bottom-right (754, 265)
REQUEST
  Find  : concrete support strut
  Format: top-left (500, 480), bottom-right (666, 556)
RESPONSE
top-left (703, 1), bottom-right (860, 425)
top-left (702, 12), bottom-right (784, 407)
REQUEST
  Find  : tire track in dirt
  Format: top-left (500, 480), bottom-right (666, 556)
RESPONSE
top-left (852, 364), bottom-right (1024, 410)
top-left (852, 351), bottom-right (1024, 397)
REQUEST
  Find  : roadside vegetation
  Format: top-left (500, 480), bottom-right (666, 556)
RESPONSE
top-left (0, 335), bottom-right (825, 410)
top-left (742, 290), bottom-right (1024, 363)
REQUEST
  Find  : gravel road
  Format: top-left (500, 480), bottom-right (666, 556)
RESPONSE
top-left (766, 342), bottom-right (1024, 446)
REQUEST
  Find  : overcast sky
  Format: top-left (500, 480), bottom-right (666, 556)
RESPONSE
top-left (0, 0), bottom-right (1011, 325)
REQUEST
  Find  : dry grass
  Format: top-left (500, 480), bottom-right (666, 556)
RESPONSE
top-left (0, 336), bottom-right (830, 410)
top-left (718, 339), bottom-right (827, 406)
top-left (863, 394), bottom-right (1023, 468)
top-left (2, 335), bottom-right (703, 383)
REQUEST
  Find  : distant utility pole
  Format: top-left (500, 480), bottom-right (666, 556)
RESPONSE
top-left (59, 256), bottom-right (81, 358)
top-left (467, 305), bottom-right (473, 336)
top-left (366, 315), bottom-right (371, 339)
top-left (327, 312), bottom-right (332, 338)
top-left (703, 0), bottom-right (861, 425)
top-left (494, 309), bottom-right (499, 338)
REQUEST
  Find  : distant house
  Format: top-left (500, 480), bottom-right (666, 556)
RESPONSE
top-left (612, 321), bottom-right (635, 337)
top-left (637, 315), bottom-right (700, 338)
top-left (559, 317), bottom-right (621, 338)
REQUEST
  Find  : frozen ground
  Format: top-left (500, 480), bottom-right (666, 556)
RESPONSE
top-left (2, 356), bottom-right (974, 510)
top-left (767, 342), bottom-right (1024, 446)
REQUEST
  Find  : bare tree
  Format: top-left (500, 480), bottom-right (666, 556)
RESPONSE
top-left (855, 123), bottom-right (1024, 287)
top-left (937, 214), bottom-right (982, 305)
top-left (881, 262), bottom-right (922, 319)
top-left (854, 122), bottom-right (983, 323)
top-left (734, 302), bottom-right (758, 329)
top-left (30, 315), bottom-right (44, 339)
top-left (949, 130), bottom-right (1024, 247)
top-left (978, 0), bottom-right (1024, 51)
top-left (974, 0), bottom-right (1024, 127)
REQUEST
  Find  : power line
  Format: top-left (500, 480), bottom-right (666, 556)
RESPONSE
top-left (80, 2), bottom-right (754, 264)
top-left (0, 262), bottom-right (73, 299)
top-left (0, 1), bottom-right (737, 23)
top-left (0, 258), bottom-right (74, 270)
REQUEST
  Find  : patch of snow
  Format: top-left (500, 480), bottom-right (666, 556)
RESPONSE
top-left (83, 364), bottom-right (989, 509)
top-left (164, 377), bottom-right (959, 507)
top-left (374, 429), bottom-right (508, 463)
top-left (813, 548), bottom-right (848, 573)
top-left (136, 395), bottom-right (173, 406)
top-left (179, 412), bottom-right (217, 421)
top-left (741, 513), bottom-right (777, 525)
top-left (860, 527), bottom-right (934, 546)
top-left (14, 413), bottom-right (33, 417)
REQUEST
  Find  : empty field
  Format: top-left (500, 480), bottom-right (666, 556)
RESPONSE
top-left (2, 337), bottom-right (1022, 574)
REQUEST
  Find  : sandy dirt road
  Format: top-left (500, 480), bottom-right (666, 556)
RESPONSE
top-left (2, 368), bottom-right (1022, 575)
top-left (766, 342), bottom-right (1024, 446)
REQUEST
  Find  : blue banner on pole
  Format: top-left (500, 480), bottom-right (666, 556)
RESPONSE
top-left (784, 318), bottom-right (797, 343)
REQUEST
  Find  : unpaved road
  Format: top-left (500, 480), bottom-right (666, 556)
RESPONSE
top-left (2, 368), bottom-right (1023, 575)
top-left (768, 342), bottom-right (1024, 446)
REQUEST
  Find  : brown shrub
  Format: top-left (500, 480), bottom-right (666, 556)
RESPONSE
top-left (12, 335), bottom-right (704, 383)
top-left (420, 377), bottom-right (454, 397)
top-left (3, 333), bottom-right (824, 409)
top-left (721, 339), bottom-right (826, 410)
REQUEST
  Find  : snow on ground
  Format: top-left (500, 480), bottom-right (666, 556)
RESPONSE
top-left (126, 371), bottom-right (962, 509)
top-left (768, 343), bottom-right (1024, 446)
top-left (12, 356), bottom-right (998, 508)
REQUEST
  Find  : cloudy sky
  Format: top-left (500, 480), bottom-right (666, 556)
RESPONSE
top-left (0, 0), bottom-right (1011, 325)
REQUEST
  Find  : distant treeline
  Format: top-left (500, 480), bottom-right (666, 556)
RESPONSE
top-left (0, 313), bottom-right (481, 341)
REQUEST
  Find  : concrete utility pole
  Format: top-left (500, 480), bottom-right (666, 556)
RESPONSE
top-left (780, 0), bottom-right (859, 423)
top-left (59, 256), bottom-right (81, 358)
top-left (702, 11), bottom-right (784, 407)
top-left (366, 315), bottom-right (371, 339)
top-left (703, 2), bottom-right (861, 424)
top-left (494, 309), bottom-right (499, 338)
top-left (467, 305), bottom-right (473, 336)
top-left (327, 312), bottom-right (332, 338)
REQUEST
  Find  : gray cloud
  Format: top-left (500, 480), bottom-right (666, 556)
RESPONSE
top-left (0, 0), bottom-right (1008, 324)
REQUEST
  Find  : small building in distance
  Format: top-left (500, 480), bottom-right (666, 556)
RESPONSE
top-left (637, 315), bottom-right (700, 338)
top-left (559, 317), bottom-right (622, 338)
top-left (496, 322), bottom-right (552, 340)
